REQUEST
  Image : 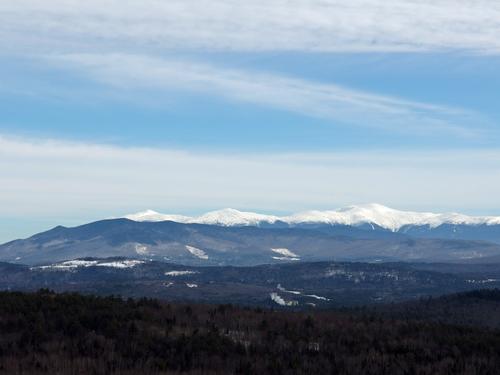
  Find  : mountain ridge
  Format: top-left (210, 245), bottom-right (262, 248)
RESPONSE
top-left (1, 257), bottom-right (499, 308)
top-left (124, 204), bottom-right (500, 232)
top-left (2, 204), bottom-right (500, 266)
top-left (2, 218), bottom-right (500, 266)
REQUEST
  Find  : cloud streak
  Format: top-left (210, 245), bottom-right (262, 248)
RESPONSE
top-left (1, 0), bottom-right (500, 54)
top-left (1, 1), bottom-right (494, 138)
top-left (48, 53), bottom-right (482, 137)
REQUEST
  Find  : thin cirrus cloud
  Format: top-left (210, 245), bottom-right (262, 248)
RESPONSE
top-left (0, 0), bottom-right (500, 53)
top-left (0, 134), bottom-right (499, 220)
top-left (1, 1), bottom-right (495, 138)
top-left (49, 53), bottom-right (482, 137)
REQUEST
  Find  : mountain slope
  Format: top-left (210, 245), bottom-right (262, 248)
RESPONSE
top-left (2, 219), bottom-right (500, 266)
top-left (124, 204), bottom-right (500, 243)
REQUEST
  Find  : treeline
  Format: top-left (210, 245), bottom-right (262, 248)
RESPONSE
top-left (0, 290), bottom-right (499, 374)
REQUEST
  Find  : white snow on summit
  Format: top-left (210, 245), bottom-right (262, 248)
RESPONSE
top-left (125, 208), bottom-right (279, 226)
top-left (283, 203), bottom-right (500, 232)
top-left (126, 210), bottom-right (192, 223)
top-left (194, 208), bottom-right (280, 226)
top-left (125, 204), bottom-right (500, 232)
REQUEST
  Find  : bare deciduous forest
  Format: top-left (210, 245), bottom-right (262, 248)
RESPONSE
top-left (0, 290), bottom-right (499, 374)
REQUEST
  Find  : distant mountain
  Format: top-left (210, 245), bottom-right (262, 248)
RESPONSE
top-left (1, 258), bottom-right (499, 308)
top-left (125, 204), bottom-right (500, 243)
top-left (2, 218), bottom-right (500, 266)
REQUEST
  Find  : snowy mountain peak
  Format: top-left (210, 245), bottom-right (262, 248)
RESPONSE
top-left (287, 204), bottom-right (500, 231)
top-left (125, 210), bottom-right (191, 223)
top-left (124, 205), bottom-right (500, 231)
top-left (195, 208), bottom-right (280, 226)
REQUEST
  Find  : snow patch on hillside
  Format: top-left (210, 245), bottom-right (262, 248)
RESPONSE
top-left (467, 278), bottom-right (500, 284)
top-left (273, 256), bottom-right (300, 261)
top-left (135, 244), bottom-right (149, 255)
top-left (306, 294), bottom-right (329, 301)
top-left (270, 293), bottom-right (298, 307)
top-left (277, 284), bottom-right (301, 295)
top-left (271, 248), bottom-right (299, 258)
top-left (33, 259), bottom-right (144, 271)
top-left (36, 260), bottom-right (98, 270)
top-left (96, 260), bottom-right (144, 268)
top-left (165, 270), bottom-right (199, 276)
top-left (277, 284), bottom-right (330, 301)
top-left (186, 245), bottom-right (208, 260)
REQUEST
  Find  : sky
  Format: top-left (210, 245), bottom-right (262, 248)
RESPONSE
top-left (1, 0), bottom-right (500, 242)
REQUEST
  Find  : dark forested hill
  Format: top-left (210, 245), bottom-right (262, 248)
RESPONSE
top-left (374, 289), bottom-right (500, 330)
top-left (0, 290), bottom-right (499, 375)
top-left (2, 259), bottom-right (500, 308)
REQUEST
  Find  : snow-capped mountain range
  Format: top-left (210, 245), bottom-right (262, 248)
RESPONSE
top-left (125, 204), bottom-right (500, 232)
top-left (3, 203), bottom-right (500, 267)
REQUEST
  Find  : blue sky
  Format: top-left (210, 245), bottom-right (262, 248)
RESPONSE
top-left (2, 52), bottom-right (500, 150)
top-left (1, 1), bottom-right (500, 242)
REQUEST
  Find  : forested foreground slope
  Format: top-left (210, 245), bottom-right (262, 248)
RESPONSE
top-left (0, 290), bottom-right (500, 374)
top-left (374, 289), bottom-right (500, 330)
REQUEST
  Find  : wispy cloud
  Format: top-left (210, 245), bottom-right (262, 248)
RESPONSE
top-left (0, 134), bottom-right (499, 221)
top-left (1, 1), bottom-right (495, 138)
top-left (48, 53), bottom-right (483, 137)
top-left (1, 0), bottom-right (500, 53)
